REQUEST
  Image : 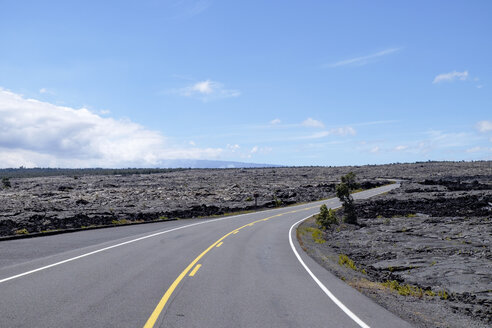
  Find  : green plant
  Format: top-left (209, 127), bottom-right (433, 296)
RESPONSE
top-left (438, 289), bottom-right (448, 300)
top-left (2, 177), bottom-right (11, 188)
top-left (15, 228), bottom-right (29, 235)
top-left (338, 254), bottom-right (358, 271)
top-left (245, 196), bottom-right (253, 201)
top-left (336, 173), bottom-right (357, 224)
top-left (273, 196), bottom-right (283, 207)
top-left (316, 204), bottom-right (338, 229)
top-left (382, 280), bottom-right (423, 297)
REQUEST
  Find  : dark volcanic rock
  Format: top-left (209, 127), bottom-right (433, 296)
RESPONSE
top-left (299, 167), bottom-right (491, 328)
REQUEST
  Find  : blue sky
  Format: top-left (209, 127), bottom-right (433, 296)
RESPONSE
top-left (0, 0), bottom-right (491, 167)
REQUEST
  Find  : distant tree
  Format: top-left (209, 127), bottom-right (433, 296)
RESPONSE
top-left (341, 172), bottom-right (359, 190)
top-left (336, 173), bottom-right (358, 224)
top-left (2, 177), bottom-right (11, 188)
top-left (316, 204), bottom-right (338, 229)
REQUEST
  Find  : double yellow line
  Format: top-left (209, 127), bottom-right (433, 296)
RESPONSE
top-left (143, 206), bottom-right (316, 328)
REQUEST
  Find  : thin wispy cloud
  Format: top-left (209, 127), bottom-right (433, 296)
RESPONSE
top-left (170, 0), bottom-right (211, 19)
top-left (326, 48), bottom-right (401, 68)
top-left (295, 126), bottom-right (356, 140)
top-left (433, 70), bottom-right (469, 84)
top-left (174, 80), bottom-right (240, 102)
top-left (270, 118), bottom-right (281, 125)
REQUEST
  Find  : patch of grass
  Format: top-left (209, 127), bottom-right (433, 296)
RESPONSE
top-left (425, 290), bottom-right (436, 297)
top-left (405, 213), bottom-right (417, 218)
top-left (438, 289), bottom-right (448, 300)
top-left (311, 228), bottom-right (325, 244)
top-left (298, 226), bottom-right (325, 244)
top-left (245, 196), bottom-right (253, 201)
top-left (338, 254), bottom-right (358, 271)
top-left (14, 228), bottom-right (29, 235)
top-left (382, 280), bottom-right (424, 297)
top-left (111, 219), bottom-right (132, 225)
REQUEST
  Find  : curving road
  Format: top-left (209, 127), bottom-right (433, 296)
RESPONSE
top-left (0, 183), bottom-right (413, 328)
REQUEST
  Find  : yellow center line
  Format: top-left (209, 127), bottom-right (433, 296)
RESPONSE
top-left (142, 206), bottom-right (316, 328)
top-left (216, 242), bottom-right (223, 248)
top-left (188, 264), bottom-right (201, 277)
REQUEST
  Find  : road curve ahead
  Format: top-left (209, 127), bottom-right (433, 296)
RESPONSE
top-left (0, 183), bottom-right (413, 328)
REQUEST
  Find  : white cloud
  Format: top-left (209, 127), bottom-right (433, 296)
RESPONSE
top-left (476, 120), bottom-right (492, 132)
top-left (295, 126), bottom-right (356, 140)
top-left (302, 118), bottom-right (325, 128)
top-left (250, 146), bottom-right (259, 154)
top-left (328, 126), bottom-right (356, 136)
top-left (370, 146), bottom-right (380, 153)
top-left (326, 48), bottom-right (400, 68)
top-left (176, 80), bottom-right (240, 101)
top-left (394, 145), bottom-right (408, 151)
top-left (0, 88), bottom-right (222, 168)
top-left (466, 146), bottom-right (481, 153)
top-left (433, 71), bottom-right (469, 84)
top-left (270, 118), bottom-right (281, 125)
top-left (39, 88), bottom-right (55, 95)
top-left (227, 144), bottom-right (240, 152)
top-left (189, 140), bottom-right (196, 146)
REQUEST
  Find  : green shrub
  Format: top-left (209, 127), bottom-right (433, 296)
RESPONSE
top-left (334, 172), bottom-right (359, 224)
top-left (2, 177), bottom-right (11, 188)
top-left (316, 204), bottom-right (338, 229)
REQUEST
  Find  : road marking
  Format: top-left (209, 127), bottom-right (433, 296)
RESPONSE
top-left (142, 207), bottom-right (319, 328)
top-left (0, 203), bottom-right (322, 285)
top-left (216, 242), bottom-right (223, 247)
top-left (289, 213), bottom-right (371, 328)
top-left (189, 264), bottom-right (201, 277)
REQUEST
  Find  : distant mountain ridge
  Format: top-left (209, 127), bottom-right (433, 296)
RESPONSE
top-left (158, 159), bottom-right (281, 169)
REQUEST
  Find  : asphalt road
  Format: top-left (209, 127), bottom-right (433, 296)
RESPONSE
top-left (0, 184), bottom-right (413, 328)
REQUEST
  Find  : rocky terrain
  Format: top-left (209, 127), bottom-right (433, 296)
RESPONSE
top-left (1, 161), bottom-right (491, 326)
top-left (0, 166), bottom-right (391, 237)
top-left (298, 162), bottom-right (491, 328)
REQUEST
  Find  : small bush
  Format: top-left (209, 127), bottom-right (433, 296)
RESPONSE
top-left (316, 204), bottom-right (338, 229)
top-left (338, 254), bottom-right (358, 271)
top-left (2, 177), bottom-right (11, 188)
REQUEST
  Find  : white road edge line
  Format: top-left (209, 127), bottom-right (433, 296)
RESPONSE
top-left (0, 198), bottom-right (332, 285)
top-left (289, 212), bottom-right (371, 328)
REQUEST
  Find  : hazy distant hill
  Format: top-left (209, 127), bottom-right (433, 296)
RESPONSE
top-left (0, 160), bottom-right (280, 178)
top-left (158, 159), bottom-right (281, 169)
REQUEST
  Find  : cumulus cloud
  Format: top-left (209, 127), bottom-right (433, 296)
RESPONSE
top-left (176, 80), bottom-right (240, 101)
top-left (227, 144), bottom-right (240, 152)
top-left (394, 145), bottom-right (408, 151)
top-left (476, 120), bottom-right (492, 132)
top-left (0, 88), bottom-right (222, 168)
top-left (328, 126), bottom-right (356, 136)
top-left (433, 71), bottom-right (469, 84)
top-left (302, 118), bottom-right (325, 128)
